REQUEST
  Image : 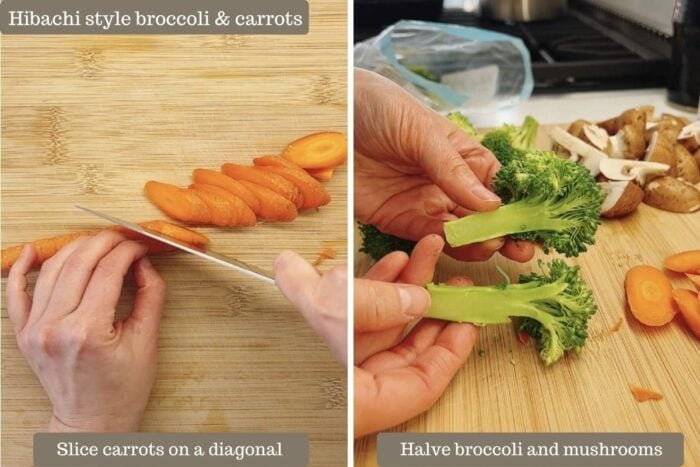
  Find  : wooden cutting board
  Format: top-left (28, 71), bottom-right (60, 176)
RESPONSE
top-left (355, 126), bottom-right (700, 466)
top-left (1, 3), bottom-right (347, 466)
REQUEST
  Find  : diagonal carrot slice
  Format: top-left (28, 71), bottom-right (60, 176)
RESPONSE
top-left (282, 131), bottom-right (347, 169)
top-left (221, 163), bottom-right (303, 209)
top-left (192, 169), bottom-right (261, 216)
top-left (254, 157), bottom-right (330, 210)
top-left (191, 183), bottom-right (256, 227)
top-left (306, 166), bottom-right (335, 181)
top-left (237, 180), bottom-right (297, 222)
top-left (145, 181), bottom-right (212, 224)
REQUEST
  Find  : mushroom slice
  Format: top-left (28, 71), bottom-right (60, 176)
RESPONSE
top-left (678, 121), bottom-right (700, 152)
top-left (643, 176), bottom-right (700, 213)
top-left (599, 180), bottom-right (644, 218)
top-left (582, 124), bottom-right (611, 152)
top-left (548, 126), bottom-right (607, 176)
top-left (675, 144), bottom-right (700, 184)
top-left (644, 131), bottom-right (677, 175)
top-left (599, 159), bottom-right (670, 186)
top-left (610, 123), bottom-right (646, 159)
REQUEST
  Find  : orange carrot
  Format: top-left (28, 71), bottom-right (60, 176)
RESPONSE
top-left (686, 273), bottom-right (700, 291)
top-left (663, 250), bottom-right (700, 273)
top-left (312, 247), bottom-right (337, 266)
top-left (221, 163), bottom-right (303, 209)
top-left (187, 188), bottom-right (234, 227)
top-left (672, 289), bottom-right (700, 339)
top-left (625, 265), bottom-right (676, 326)
top-left (254, 157), bottom-right (330, 210)
top-left (192, 169), bottom-right (261, 216)
top-left (237, 180), bottom-right (297, 221)
top-left (306, 167), bottom-right (335, 181)
top-left (1, 221), bottom-right (209, 274)
top-left (630, 385), bottom-right (663, 402)
top-left (282, 132), bottom-right (347, 169)
top-left (145, 180), bottom-right (212, 224)
top-left (190, 184), bottom-right (256, 227)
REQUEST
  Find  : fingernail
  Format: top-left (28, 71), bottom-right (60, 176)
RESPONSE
top-left (397, 285), bottom-right (430, 318)
top-left (483, 237), bottom-right (505, 250)
top-left (471, 185), bottom-right (501, 202)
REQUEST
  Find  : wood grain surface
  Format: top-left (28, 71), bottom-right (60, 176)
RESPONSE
top-left (354, 126), bottom-right (700, 466)
top-left (1, 2), bottom-right (347, 466)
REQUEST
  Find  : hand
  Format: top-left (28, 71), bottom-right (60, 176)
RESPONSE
top-left (6, 231), bottom-right (166, 432)
top-left (354, 235), bottom-right (478, 437)
top-left (354, 69), bottom-right (534, 262)
top-left (274, 252), bottom-right (347, 365)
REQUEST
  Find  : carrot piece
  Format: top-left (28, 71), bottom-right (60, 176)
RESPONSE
top-left (630, 385), bottom-right (663, 402)
top-left (255, 161), bottom-right (331, 209)
top-left (1, 231), bottom-right (97, 273)
top-left (186, 188), bottom-right (234, 227)
top-left (605, 318), bottom-right (624, 336)
top-left (221, 163), bottom-right (303, 209)
top-left (237, 180), bottom-right (297, 221)
top-left (282, 132), bottom-right (347, 169)
top-left (190, 184), bottom-right (256, 227)
top-left (312, 247), bottom-right (338, 266)
top-left (144, 181), bottom-right (212, 224)
top-left (306, 167), bottom-right (335, 181)
top-left (625, 265), bottom-right (676, 326)
top-left (253, 155), bottom-right (307, 173)
top-left (192, 169), bottom-right (261, 216)
top-left (686, 273), bottom-right (700, 290)
top-left (672, 289), bottom-right (700, 339)
top-left (663, 250), bottom-right (700, 273)
top-left (138, 220), bottom-right (209, 246)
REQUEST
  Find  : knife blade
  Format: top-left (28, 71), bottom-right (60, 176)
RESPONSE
top-left (75, 205), bottom-right (275, 285)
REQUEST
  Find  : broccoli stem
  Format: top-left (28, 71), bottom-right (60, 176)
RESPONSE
top-left (443, 200), bottom-right (576, 247)
top-left (426, 281), bottom-right (567, 325)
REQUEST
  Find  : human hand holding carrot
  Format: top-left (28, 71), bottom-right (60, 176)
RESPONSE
top-left (6, 230), bottom-right (166, 432)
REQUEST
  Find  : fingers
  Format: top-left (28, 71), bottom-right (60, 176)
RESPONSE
top-left (364, 251), bottom-right (409, 282)
top-left (123, 257), bottom-right (166, 343)
top-left (443, 237), bottom-right (505, 262)
top-left (77, 240), bottom-right (149, 319)
top-left (354, 278), bottom-right (430, 333)
top-left (499, 239), bottom-right (536, 263)
top-left (398, 235), bottom-right (444, 285)
top-left (7, 245), bottom-right (36, 334)
top-left (43, 230), bottom-right (129, 319)
top-left (416, 133), bottom-right (501, 213)
top-left (274, 250), bottom-right (322, 324)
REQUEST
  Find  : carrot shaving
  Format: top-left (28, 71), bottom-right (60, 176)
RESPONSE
top-left (606, 318), bottom-right (624, 336)
top-left (630, 385), bottom-right (663, 402)
top-left (312, 247), bottom-right (337, 266)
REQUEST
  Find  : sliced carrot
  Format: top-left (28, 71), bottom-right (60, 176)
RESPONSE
top-left (237, 180), bottom-right (297, 222)
top-left (630, 385), bottom-right (663, 402)
top-left (625, 265), bottom-right (676, 326)
top-left (663, 250), bottom-right (700, 273)
top-left (192, 169), bottom-right (261, 216)
top-left (255, 162), bottom-right (330, 209)
top-left (190, 184), bottom-right (256, 227)
top-left (186, 188), bottom-right (234, 227)
top-left (306, 167), bottom-right (335, 181)
top-left (221, 163), bottom-right (303, 209)
top-left (672, 289), bottom-right (700, 339)
top-left (1, 220), bottom-right (209, 274)
top-left (282, 132), bottom-right (347, 169)
top-left (144, 180), bottom-right (211, 224)
top-left (312, 247), bottom-right (338, 266)
top-left (686, 273), bottom-right (700, 291)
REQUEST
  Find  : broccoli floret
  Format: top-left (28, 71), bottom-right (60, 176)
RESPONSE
top-left (406, 65), bottom-right (440, 82)
top-left (358, 222), bottom-right (416, 261)
top-left (447, 112), bottom-right (480, 139)
top-left (444, 150), bottom-right (603, 257)
top-left (426, 259), bottom-right (597, 365)
top-left (481, 116), bottom-right (539, 165)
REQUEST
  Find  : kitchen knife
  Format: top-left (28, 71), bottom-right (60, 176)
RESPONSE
top-left (75, 205), bottom-right (275, 285)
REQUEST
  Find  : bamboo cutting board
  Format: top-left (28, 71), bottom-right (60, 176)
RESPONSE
top-left (1, 3), bottom-right (347, 466)
top-left (355, 126), bottom-right (700, 466)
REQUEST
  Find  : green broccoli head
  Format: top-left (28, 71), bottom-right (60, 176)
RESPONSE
top-left (444, 150), bottom-right (603, 257)
top-left (426, 259), bottom-right (598, 365)
top-left (446, 112), bottom-right (480, 139)
top-left (358, 222), bottom-right (417, 261)
top-left (516, 260), bottom-right (596, 364)
top-left (481, 116), bottom-right (539, 165)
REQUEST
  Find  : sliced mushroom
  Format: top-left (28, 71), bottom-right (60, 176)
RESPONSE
top-left (643, 176), bottom-right (700, 213)
top-left (644, 131), bottom-right (677, 175)
top-left (675, 144), bottom-right (700, 184)
top-left (582, 124), bottom-right (611, 153)
top-left (635, 105), bottom-right (655, 121)
top-left (695, 148), bottom-right (700, 168)
top-left (599, 159), bottom-right (670, 186)
top-left (548, 126), bottom-right (607, 176)
top-left (598, 108), bottom-right (646, 135)
top-left (678, 121), bottom-right (700, 153)
top-left (599, 180), bottom-right (644, 218)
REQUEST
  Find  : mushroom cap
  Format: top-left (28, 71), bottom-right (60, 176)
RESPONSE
top-left (644, 131), bottom-right (677, 175)
top-left (675, 143), bottom-right (700, 184)
top-left (600, 180), bottom-right (644, 218)
top-left (643, 176), bottom-right (700, 213)
top-left (621, 124), bottom-right (647, 159)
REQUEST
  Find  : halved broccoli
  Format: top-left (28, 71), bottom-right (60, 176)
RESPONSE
top-left (444, 150), bottom-right (603, 257)
top-left (426, 259), bottom-right (597, 365)
top-left (447, 112), bottom-right (480, 139)
top-left (481, 115), bottom-right (539, 165)
top-left (358, 222), bottom-right (416, 261)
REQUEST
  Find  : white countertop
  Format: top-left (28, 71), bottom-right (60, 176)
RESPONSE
top-left (468, 88), bottom-right (699, 127)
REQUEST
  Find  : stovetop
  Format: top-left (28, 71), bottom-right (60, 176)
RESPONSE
top-left (354, 2), bottom-right (671, 94)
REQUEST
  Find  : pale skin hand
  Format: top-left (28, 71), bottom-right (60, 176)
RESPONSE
top-left (6, 231), bottom-right (166, 432)
top-left (354, 68), bottom-right (535, 262)
top-left (354, 235), bottom-right (479, 437)
top-left (274, 251), bottom-right (347, 366)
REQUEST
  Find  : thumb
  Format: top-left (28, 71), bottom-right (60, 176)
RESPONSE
top-left (417, 133), bottom-right (501, 212)
top-left (123, 256), bottom-right (166, 343)
top-left (354, 278), bottom-right (430, 333)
